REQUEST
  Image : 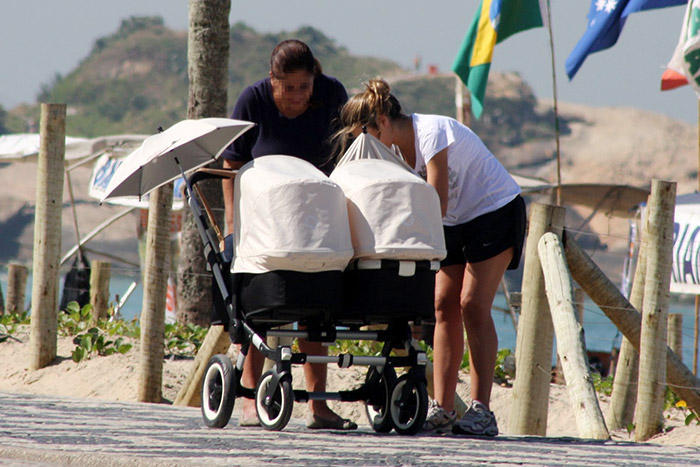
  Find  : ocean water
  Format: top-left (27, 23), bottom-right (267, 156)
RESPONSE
top-left (2, 270), bottom-right (699, 374)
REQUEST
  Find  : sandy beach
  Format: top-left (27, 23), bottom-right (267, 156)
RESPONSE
top-left (1, 326), bottom-right (699, 447)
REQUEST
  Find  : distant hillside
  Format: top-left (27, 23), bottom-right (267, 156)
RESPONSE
top-left (1, 16), bottom-right (566, 154)
top-left (0, 17), bottom-right (698, 279)
top-left (2, 18), bottom-right (403, 137)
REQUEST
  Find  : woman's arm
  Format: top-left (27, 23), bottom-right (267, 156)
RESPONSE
top-left (426, 148), bottom-right (449, 218)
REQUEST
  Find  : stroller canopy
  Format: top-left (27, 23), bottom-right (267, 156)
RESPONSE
top-left (233, 155), bottom-right (354, 274)
top-left (331, 137), bottom-right (446, 261)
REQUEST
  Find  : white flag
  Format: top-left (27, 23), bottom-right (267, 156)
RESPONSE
top-left (662, 0), bottom-right (700, 95)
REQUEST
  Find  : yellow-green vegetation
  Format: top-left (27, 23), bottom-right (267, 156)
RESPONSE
top-left (0, 309), bottom-right (30, 342)
top-left (1, 16), bottom-right (562, 159)
top-left (1, 300), bottom-right (209, 363)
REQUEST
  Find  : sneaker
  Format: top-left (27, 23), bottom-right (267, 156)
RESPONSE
top-left (452, 400), bottom-right (499, 436)
top-left (422, 399), bottom-right (457, 433)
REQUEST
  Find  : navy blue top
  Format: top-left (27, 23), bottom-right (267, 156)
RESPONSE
top-left (222, 74), bottom-right (348, 174)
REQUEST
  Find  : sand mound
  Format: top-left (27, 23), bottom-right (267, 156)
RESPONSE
top-left (1, 326), bottom-right (699, 446)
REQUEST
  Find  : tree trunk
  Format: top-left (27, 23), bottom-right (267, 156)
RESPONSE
top-left (509, 203), bottom-right (565, 436)
top-left (176, 0), bottom-right (230, 327)
top-left (29, 103), bottom-right (65, 370)
top-left (635, 180), bottom-right (675, 442)
top-left (138, 183), bottom-right (173, 403)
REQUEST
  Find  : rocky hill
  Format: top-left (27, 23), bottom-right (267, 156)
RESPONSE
top-left (0, 18), bottom-right (697, 273)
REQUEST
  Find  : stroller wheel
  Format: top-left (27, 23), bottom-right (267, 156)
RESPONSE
top-left (389, 374), bottom-right (428, 435)
top-left (364, 366), bottom-right (397, 433)
top-left (255, 370), bottom-right (293, 431)
top-left (201, 354), bottom-right (237, 428)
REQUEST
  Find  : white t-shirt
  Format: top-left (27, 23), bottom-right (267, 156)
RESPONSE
top-left (412, 113), bottom-right (520, 226)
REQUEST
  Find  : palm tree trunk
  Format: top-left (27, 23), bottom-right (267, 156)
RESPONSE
top-left (176, 0), bottom-right (231, 326)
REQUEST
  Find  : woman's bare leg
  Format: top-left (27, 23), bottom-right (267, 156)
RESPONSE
top-left (239, 345), bottom-right (265, 420)
top-left (460, 247), bottom-right (513, 408)
top-left (298, 339), bottom-right (345, 420)
top-left (432, 264), bottom-right (466, 413)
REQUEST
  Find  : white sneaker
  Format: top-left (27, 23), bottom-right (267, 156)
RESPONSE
top-left (422, 399), bottom-right (457, 433)
top-left (452, 400), bottom-right (499, 436)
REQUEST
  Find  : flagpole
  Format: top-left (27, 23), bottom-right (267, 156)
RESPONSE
top-left (545, 0), bottom-right (562, 206)
top-left (695, 98), bottom-right (700, 376)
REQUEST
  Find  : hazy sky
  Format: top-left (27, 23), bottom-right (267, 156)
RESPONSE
top-left (1, 0), bottom-right (696, 124)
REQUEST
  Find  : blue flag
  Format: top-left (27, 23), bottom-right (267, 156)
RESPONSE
top-left (566, 0), bottom-right (687, 80)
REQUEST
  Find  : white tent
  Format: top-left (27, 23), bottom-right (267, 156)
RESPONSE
top-left (0, 133), bottom-right (147, 163)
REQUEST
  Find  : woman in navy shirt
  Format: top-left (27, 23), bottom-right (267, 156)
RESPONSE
top-left (221, 39), bottom-right (353, 430)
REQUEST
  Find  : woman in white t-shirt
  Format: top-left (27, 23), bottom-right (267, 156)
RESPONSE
top-left (335, 79), bottom-right (526, 436)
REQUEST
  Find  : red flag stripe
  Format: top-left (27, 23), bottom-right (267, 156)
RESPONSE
top-left (660, 68), bottom-right (688, 91)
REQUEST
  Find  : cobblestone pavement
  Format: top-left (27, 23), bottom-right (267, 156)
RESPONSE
top-left (1, 392), bottom-right (699, 466)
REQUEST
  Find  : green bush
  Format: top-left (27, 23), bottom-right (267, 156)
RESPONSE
top-left (0, 310), bottom-right (30, 342)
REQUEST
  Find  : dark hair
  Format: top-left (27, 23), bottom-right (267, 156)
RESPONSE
top-left (270, 39), bottom-right (322, 78)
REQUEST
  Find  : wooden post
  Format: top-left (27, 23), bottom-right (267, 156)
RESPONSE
top-left (90, 260), bottom-right (111, 323)
top-left (563, 232), bottom-right (700, 416)
top-left (173, 325), bottom-right (231, 407)
top-left (555, 288), bottom-right (585, 384)
top-left (509, 203), bottom-right (565, 436)
top-left (6, 263), bottom-right (28, 314)
top-left (29, 103), bottom-right (66, 370)
top-left (138, 183), bottom-right (173, 403)
top-left (608, 208), bottom-right (648, 431)
top-left (668, 314), bottom-right (683, 359)
top-left (634, 180), bottom-right (675, 442)
top-left (538, 232), bottom-right (609, 439)
top-left (574, 288), bottom-right (584, 324)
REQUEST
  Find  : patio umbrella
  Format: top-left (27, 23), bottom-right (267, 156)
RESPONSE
top-left (100, 118), bottom-right (254, 202)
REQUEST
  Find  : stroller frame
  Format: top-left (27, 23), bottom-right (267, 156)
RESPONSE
top-left (185, 168), bottom-right (431, 435)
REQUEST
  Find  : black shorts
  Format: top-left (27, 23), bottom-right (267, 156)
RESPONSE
top-left (441, 195), bottom-right (526, 270)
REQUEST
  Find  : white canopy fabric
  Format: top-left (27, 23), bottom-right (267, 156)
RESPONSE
top-left (100, 119), bottom-right (253, 202)
top-left (0, 133), bottom-right (147, 162)
top-left (331, 135), bottom-right (446, 262)
top-left (336, 132), bottom-right (414, 171)
top-left (232, 155), bottom-right (354, 274)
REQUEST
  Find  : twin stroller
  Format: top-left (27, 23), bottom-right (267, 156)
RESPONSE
top-left (190, 133), bottom-right (446, 435)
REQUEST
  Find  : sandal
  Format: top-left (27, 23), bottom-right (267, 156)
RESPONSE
top-left (305, 413), bottom-right (357, 430)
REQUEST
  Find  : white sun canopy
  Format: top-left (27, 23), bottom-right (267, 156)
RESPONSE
top-left (331, 134), bottom-right (446, 261)
top-left (232, 155), bottom-right (354, 274)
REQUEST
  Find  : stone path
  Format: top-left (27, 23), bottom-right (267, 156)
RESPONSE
top-left (0, 392), bottom-right (698, 466)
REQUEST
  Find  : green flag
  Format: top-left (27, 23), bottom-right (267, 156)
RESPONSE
top-left (452, 0), bottom-right (548, 119)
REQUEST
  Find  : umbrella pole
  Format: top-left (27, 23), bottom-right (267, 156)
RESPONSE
top-left (64, 168), bottom-right (84, 262)
top-left (194, 184), bottom-right (223, 246)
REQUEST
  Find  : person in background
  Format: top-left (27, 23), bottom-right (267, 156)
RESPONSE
top-left (220, 39), bottom-right (355, 430)
top-left (334, 78), bottom-right (526, 436)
